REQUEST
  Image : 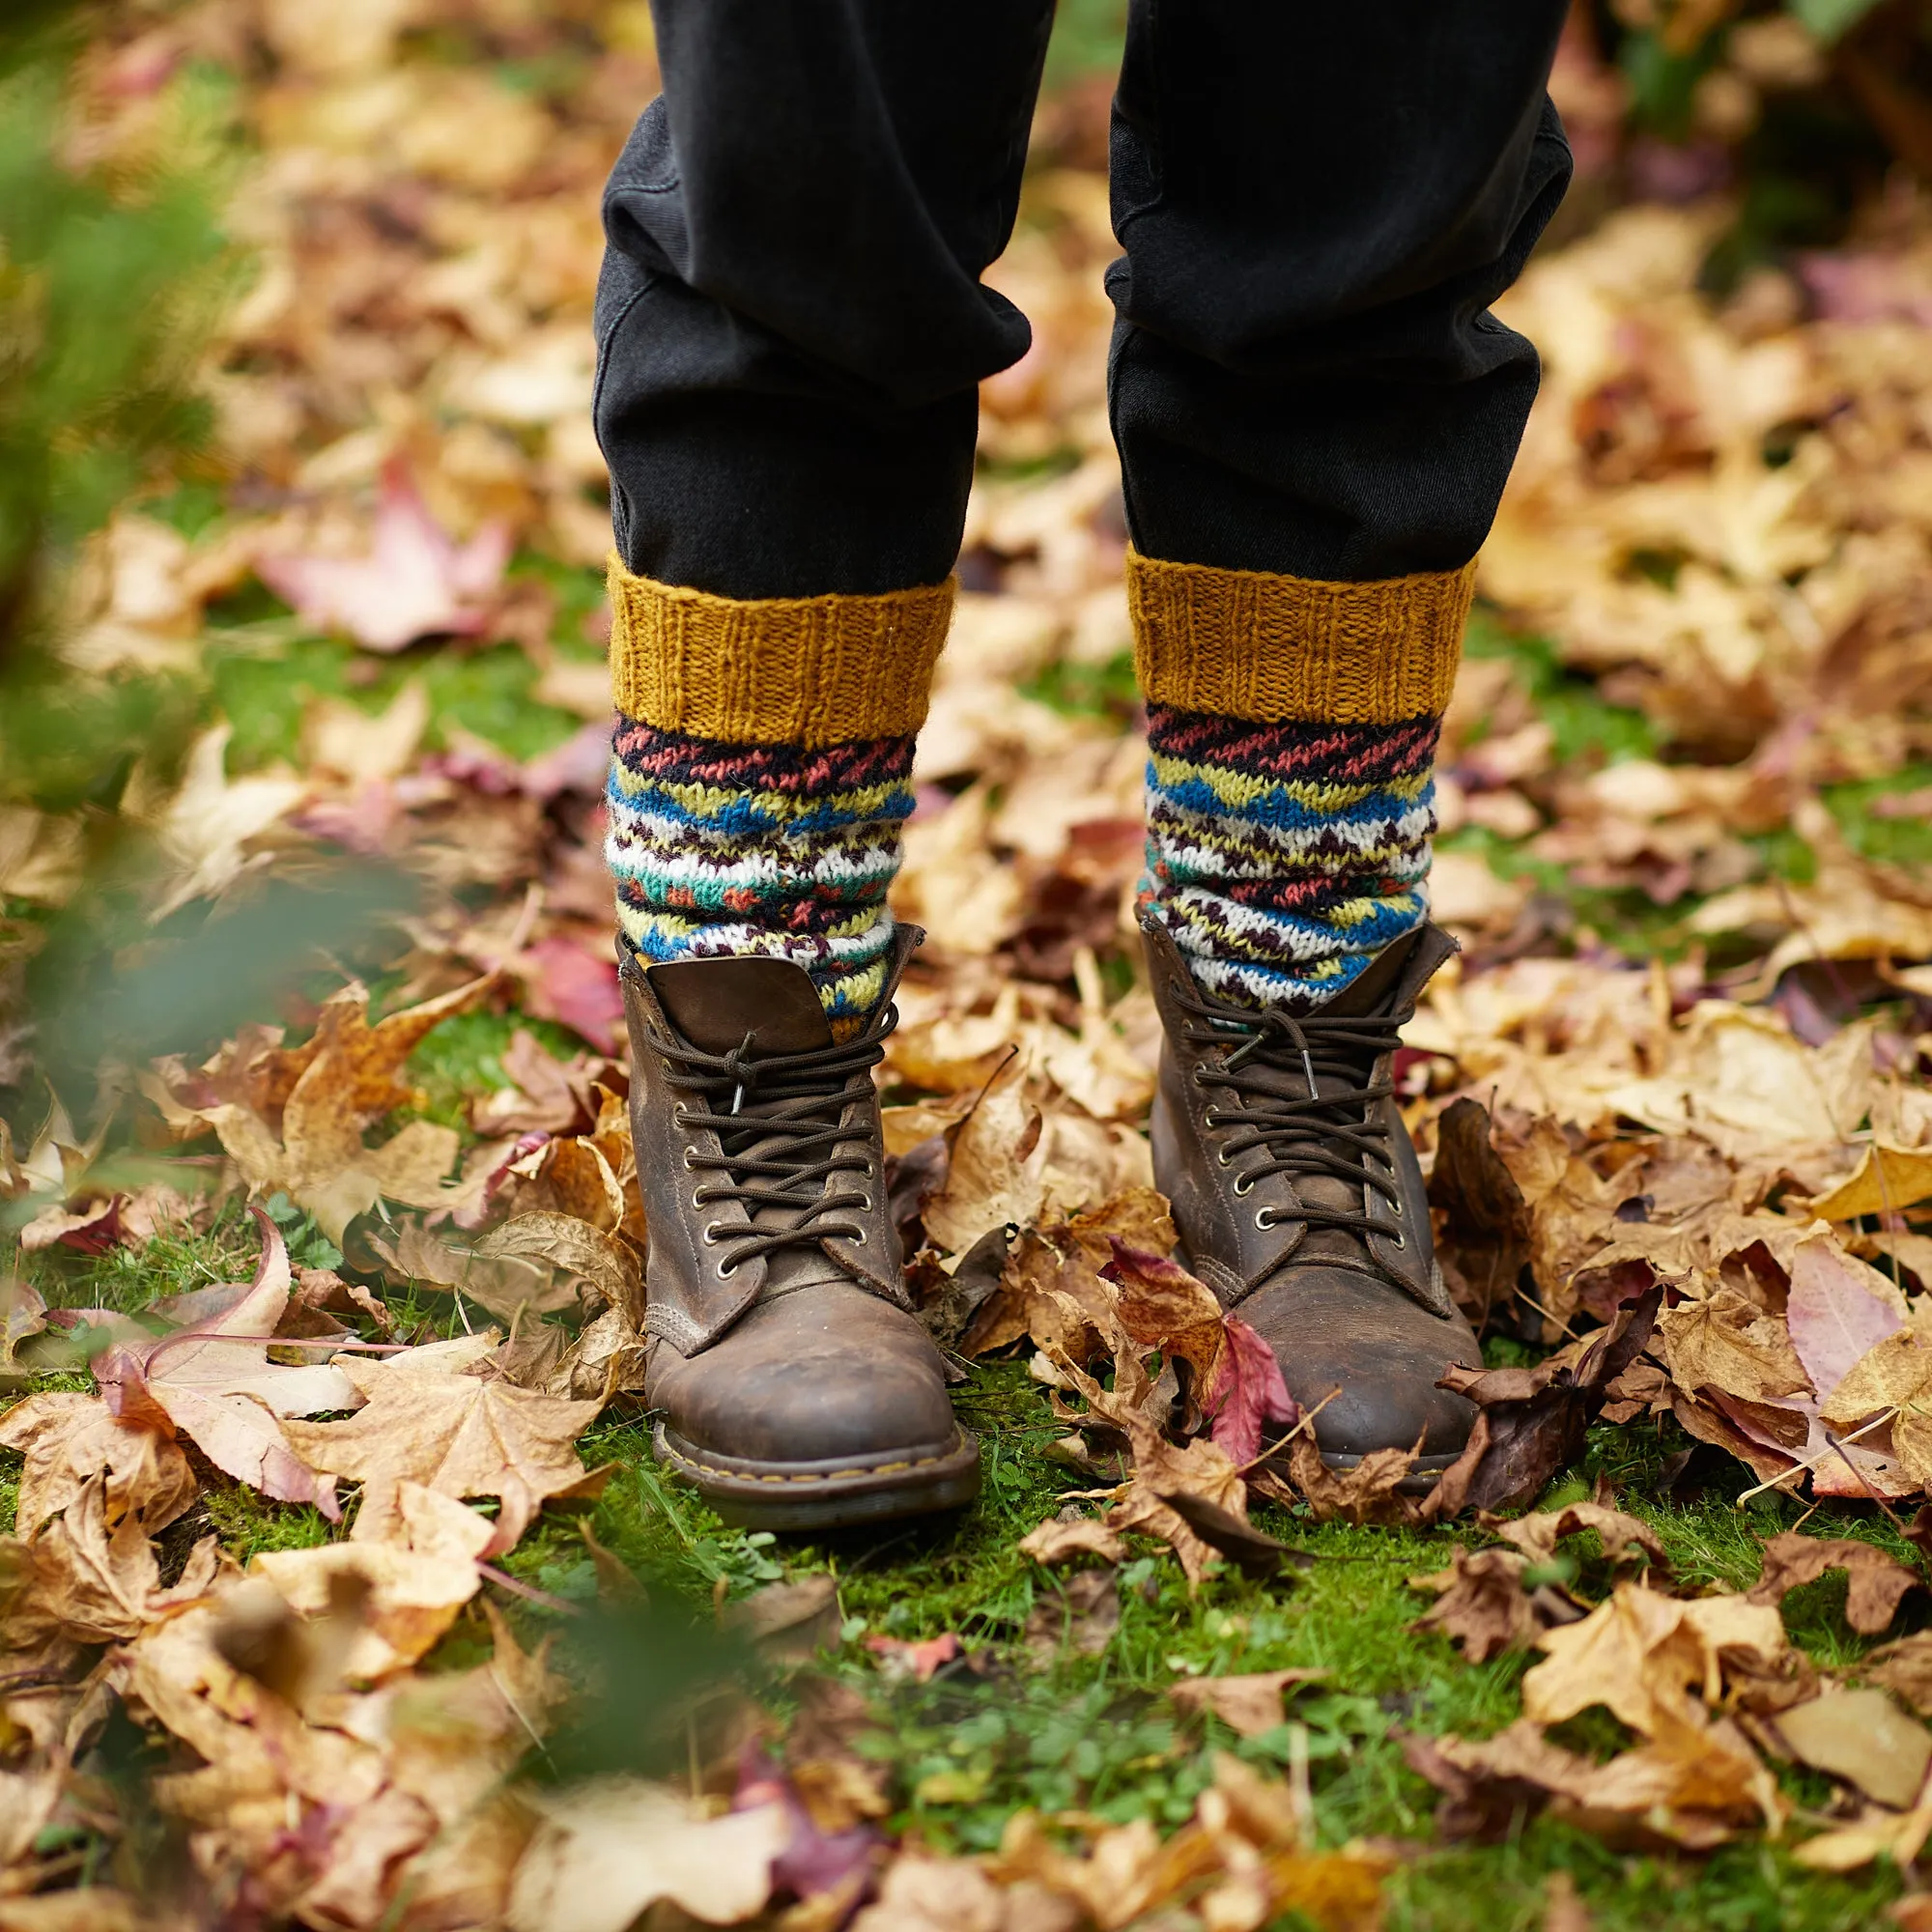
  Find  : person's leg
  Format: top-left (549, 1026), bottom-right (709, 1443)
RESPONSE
top-left (597, 0), bottom-right (1052, 1034)
top-left (595, 0), bottom-right (1050, 1529)
top-left (1118, 6), bottom-right (1572, 1470)
top-left (1113, 4), bottom-right (1572, 1009)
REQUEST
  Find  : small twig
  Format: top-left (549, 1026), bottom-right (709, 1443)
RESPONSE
top-left (478, 1562), bottom-right (583, 1616)
top-left (1277, 1387), bottom-right (1342, 1452)
top-left (1734, 1408), bottom-right (1897, 1507)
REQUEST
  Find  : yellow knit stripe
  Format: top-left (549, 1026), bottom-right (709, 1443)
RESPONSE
top-left (1126, 550), bottom-right (1476, 724)
top-left (608, 556), bottom-right (954, 748)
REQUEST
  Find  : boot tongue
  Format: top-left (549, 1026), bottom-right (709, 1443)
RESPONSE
top-left (1322, 922), bottom-right (1458, 1019)
top-left (645, 955), bottom-right (833, 1056)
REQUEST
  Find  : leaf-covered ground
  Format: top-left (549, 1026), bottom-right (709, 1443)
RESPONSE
top-left (6, 4), bottom-right (1932, 1930)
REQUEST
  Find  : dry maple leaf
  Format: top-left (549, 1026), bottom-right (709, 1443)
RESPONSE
top-left (1017, 1512), bottom-right (1126, 1568)
top-left (280, 1340), bottom-right (608, 1556)
top-left (1861, 1633), bottom-right (1932, 1717)
top-left (1521, 1580), bottom-right (1794, 1739)
top-left (1257, 1432), bottom-right (1423, 1526)
top-left (1408, 1547), bottom-right (1550, 1663)
top-left (0, 1389), bottom-right (197, 1540)
top-left (990, 1752), bottom-right (1390, 1932)
top-left (1023, 1568), bottom-right (1121, 1664)
top-left (175, 970), bottom-right (501, 1243)
top-left (255, 460), bottom-right (511, 654)
top-left (1655, 1287), bottom-right (1813, 1406)
top-left (251, 1481), bottom-right (495, 1681)
top-left (1107, 1422), bottom-right (1253, 1590)
top-left (1404, 1709), bottom-right (1781, 1850)
top-left (851, 1855), bottom-right (1080, 1932)
top-left (1481, 1495), bottom-right (1671, 1578)
top-left (1425, 1287), bottom-right (1662, 1520)
top-left (1747, 1531), bottom-right (1924, 1634)
top-left (505, 1778), bottom-right (789, 1932)
top-left (1167, 1668), bottom-right (1328, 1738)
top-left (1772, 1688), bottom-right (1932, 1810)
top-left (94, 1210), bottom-right (358, 1516)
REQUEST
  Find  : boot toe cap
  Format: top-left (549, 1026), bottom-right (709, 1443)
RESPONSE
top-left (1239, 1267), bottom-right (1480, 1463)
top-left (651, 1286), bottom-right (958, 1468)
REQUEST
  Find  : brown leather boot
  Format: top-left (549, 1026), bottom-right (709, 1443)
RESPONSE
top-left (621, 926), bottom-right (980, 1529)
top-left (1144, 918), bottom-right (1480, 1477)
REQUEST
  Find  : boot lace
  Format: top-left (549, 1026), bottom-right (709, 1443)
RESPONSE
top-left (1169, 978), bottom-right (1409, 1253)
top-left (644, 1009), bottom-right (895, 1277)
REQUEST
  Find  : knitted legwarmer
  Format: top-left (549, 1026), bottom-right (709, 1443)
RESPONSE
top-left (606, 719), bottom-right (916, 1033)
top-left (603, 559), bottom-right (952, 1037)
top-left (1129, 550), bottom-right (1474, 1013)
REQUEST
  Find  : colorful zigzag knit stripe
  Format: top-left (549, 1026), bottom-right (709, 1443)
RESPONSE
top-left (606, 715), bottom-right (915, 1035)
top-left (1138, 704), bottom-right (1441, 1012)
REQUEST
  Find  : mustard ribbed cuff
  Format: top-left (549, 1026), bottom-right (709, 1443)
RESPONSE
top-left (1126, 550), bottom-right (1476, 724)
top-left (608, 557), bottom-right (954, 747)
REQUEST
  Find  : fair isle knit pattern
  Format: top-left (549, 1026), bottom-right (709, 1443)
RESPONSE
top-left (1139, 705), bottom-right (1441, 1012)
top-left (607, 716), bottom-right (915, 1036)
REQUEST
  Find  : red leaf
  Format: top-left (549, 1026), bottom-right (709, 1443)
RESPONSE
top-left (256, 459), bottom-right (510, 654)
top-left (1202, 1316), bottom-right (1298, 1466)
top-left (519, 939), bottom-right (624, 1052)
top-left (862, 1632), bottom-right (962, 1682)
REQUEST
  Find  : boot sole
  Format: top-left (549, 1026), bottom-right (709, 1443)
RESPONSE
top-left (653, 1422), bottom-right (982, 1532)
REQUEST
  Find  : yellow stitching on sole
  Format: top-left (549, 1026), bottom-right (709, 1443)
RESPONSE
top-left (661, 1434), bottom-right (969, 1488)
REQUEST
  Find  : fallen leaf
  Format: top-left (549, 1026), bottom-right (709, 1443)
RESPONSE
top-left (1483, 1497), bottom-right (1671, 1577)
top-left (1168, 1669), bottom-right (1327, 1738)
top-left (1787, 1230), bottom-right (1908, 1406)
top-left (281, 1343), bottom-right (607, 1555)
top-left (1656, 1287), bottom-right (1812, 1406)
top-left (1773, 1688), bottom-right (1932, 1809)
top-left (256, 460), bottom-right (511, 653)
top-left (0, 1390), bottom-right (197, 1540)
top-left (1016, 1513), bottom-right (1126, 1568)
top-left (1747, 1531), bottom-right (1923, 1634)
top-left (850, 1855), bottom-right (1080, 1932)
top-left (863, 1632), bottom-right (963, 1683)
top-left (1521, 1581), bottom-right (1793, 1739)
top-left (722, 1577), bottom-right (842, 1663)
top-left (1201, 1315), bottom-right (1299, 1466)
top-left (1408, 1547), bottom-right (1547, 1663)
top-left (1265, 1432), bottom-right (1422, 1527)
top-left (1023, 1569), bottom-right (1120, 1665)
top-left (1426, 1289), bottom-right (1662, 1519)
top-left (1807, 1143), bottom-right (1932, 1223)
top-left (1862, 1633), bottom-right (1932, 1716)
top-left (93, 1210), bottom-right (355, 1515)
top-left (506, 1778), bottom-right (788, 1932)
top-left (475, 1211), bottom-right (643, 1325)
top-left (251, 1481), bottom-right (493, 1680)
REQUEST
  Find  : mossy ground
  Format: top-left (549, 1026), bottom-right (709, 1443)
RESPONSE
top-left (9, 578), bottom-right (1932, 1931)
top-left (10, 1207), bottom-right (1922, 1930)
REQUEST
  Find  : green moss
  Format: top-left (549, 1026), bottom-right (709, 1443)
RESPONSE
top-left (406, 1007), bottom-right (588, 1132)
top-left (200, 1486), bottom-right (335, 1562)
top-left (208, 630), bottom-right (584, 772)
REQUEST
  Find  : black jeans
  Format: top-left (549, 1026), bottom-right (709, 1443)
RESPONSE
top-left (594, 3), bottom-right (1573, 602)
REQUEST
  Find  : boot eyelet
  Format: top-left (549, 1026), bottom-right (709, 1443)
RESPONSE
top-left (716, 1257), bottom-right (738, 1279)
top-left (701, 1221), bottom-right (722, 1246)
top-left (857, 1193), bottom-right (873, 1213)
top-left (1391, 1232), bottom-right (1407, 1250)
top-left (1215, 1147), bottom-right (1231, 1168)
top-left (681, 1148), bottom-right (696, 1170)
top-left (672, 1107), bottom-right (691, 1129)
top-left (1254, 1208), bottom-right (1273, 1232)
top-left (1232, 1173), bottom-right (1253, 1197)
top-left (1392, 1194), bottom-right (1405, 1217)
